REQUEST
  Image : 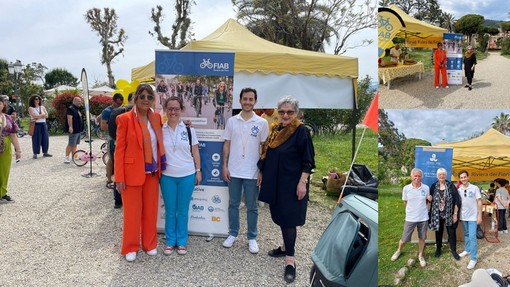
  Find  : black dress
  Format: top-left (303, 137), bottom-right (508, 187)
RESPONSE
top-left (259, 125), bottom-right (315, 227)
top-left (464, 54), bottom-right (477, 79)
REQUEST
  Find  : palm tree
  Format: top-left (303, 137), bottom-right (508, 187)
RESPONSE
top-left (492, 112), bottom-right (510, 134)
top-left (442, 12), bottom-right (456, 33)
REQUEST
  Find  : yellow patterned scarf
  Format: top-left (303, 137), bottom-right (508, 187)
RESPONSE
top-left (464, 50), bottom-right (474, 59)
top-left (261, 118), bottom-right (303, 160)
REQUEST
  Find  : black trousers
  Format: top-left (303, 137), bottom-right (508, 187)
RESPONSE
top-left (498, 209), bottom-right (507, 231)
top-left (435, 218), bottom-right (458, 253)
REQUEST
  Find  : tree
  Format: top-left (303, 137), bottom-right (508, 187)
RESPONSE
top-left (454, 14), bottom-right (484, 44)
top-left (501, 22), bottom-right (510, 33)
top-left (492, 112), bottom-right (510, 134)
top-left (441, 12), bottom-right (456, 33)
top-left (381, 0), bottom-right (443, 25)
top-left (232, 0), bottom-right (376, 54)
top-left (84, 8), bottom-right (127, 88)
top-left (0, 58), bottom-right (13, 96)
top-left (378, 109), bottom-right (407, 183)
top-left (149, 0), bottom-right (194, 49)
top-left (401, 138), bottom-right (431, 175)
top-left (44, 68), bottom-right (78, 90)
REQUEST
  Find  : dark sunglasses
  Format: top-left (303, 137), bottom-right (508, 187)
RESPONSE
top-left (139, 94), bottom-right (154, 101)
top-left (278, 110), bottom-right (296, 116)
top-left (35, 98), bottom-right (40, 101)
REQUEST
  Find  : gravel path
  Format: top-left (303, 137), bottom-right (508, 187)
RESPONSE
top-left (0, 135), bottom-right (330, 286)
top-left (379, 52), bottom-right (510, 109)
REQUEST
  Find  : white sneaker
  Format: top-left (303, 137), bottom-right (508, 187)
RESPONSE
top-left (499, 231), bottom-right (504, 234)
top-left (445, 86), bottom-right (449, 89)
top-left (163, 246), bottom-right (174, 255)
top-left (390, 250), bottom-right (401, 261)
top-left (146, 248), bottom-right (157, 256)
top-left (64, 156), bottom-right (70, 164)
top-left (458, 251), bottom-right (469, 258)
top-left (248, 239), bottom-right (259, 254)
top-left (505, 230), bottom-right (509, 234)
top-left (435, 86), bottom-right (439, 89)
top-left (467, 260), bottom-right (477, 270)
top-left (418, 256), bottom-right (426, 267)
top-left (222, 235), bottom-right (237, 248)
top-left (258, 201), bottom-right (265, 207)
top-left (125, 252), bottom-right (137, 262)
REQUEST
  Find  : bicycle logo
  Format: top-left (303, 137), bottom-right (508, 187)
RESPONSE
top-left (200, 58), bottom-right (214, 69)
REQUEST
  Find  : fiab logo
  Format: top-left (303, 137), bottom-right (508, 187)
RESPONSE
top-left (212, 216), bottom-right (221, 222)
top-left (199, 58), bottom-right (230, 71)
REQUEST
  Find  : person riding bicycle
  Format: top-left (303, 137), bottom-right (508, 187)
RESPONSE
top-left (214, 81), bottom-right (228, 128)
top-left (192, 79), bottom-right (203, 116)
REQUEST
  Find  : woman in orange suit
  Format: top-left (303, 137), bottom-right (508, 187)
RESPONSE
top-left (434, 42), bottom-right (448, 89)
top-left (115, 84), bottom-right (166, 262)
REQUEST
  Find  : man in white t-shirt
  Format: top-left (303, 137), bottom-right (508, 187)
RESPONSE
top-left (391, 168), bottom-right (431, 267)
top-left (222, 87), bottom-right (269, 254)
top-left (457, 170), bottom-right (482, 270)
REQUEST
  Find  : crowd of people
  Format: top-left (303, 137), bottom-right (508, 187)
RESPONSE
top-left (391, 168), bottom-right (510, 271)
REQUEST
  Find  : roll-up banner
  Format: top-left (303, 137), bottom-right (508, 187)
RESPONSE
top-left (444, 33), bottom-right (463, 85)
top-left (415, 146), bottom-right (453, 188)
top-left (155, 50), bottom-right (235, 237)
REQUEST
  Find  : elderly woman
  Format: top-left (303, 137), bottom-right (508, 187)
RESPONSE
top-left (463, 46), bottom-right (477, 91)
top-left (0, 99), bottom-right (22, 203)
top-left (115, 84), bottom-right (166, 262)
top-left (428, 168), bottom-right (461, 260)
top-left (28, 95), bottom-right (52, 159)
top-left (258, 96), bottom-right (315, 283)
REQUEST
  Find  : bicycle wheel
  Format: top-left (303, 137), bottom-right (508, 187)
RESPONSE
top-left (72, 150), bottom-right (88, 167)
top-left (102, 152), bottom-right (109, 165)
top-left (304, 122), bottom-right (318, 138)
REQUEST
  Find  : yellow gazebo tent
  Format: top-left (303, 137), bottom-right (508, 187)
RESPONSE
top-left (378, 5), bottom-right (448, 56)
top-left (436, 128), bottom-right (510, 181)
top-left (132, 19), bottom-right (358, 109)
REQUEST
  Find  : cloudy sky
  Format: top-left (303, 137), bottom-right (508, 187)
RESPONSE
top-left (0, 0), bottom-right (377, 87)
top-left (385, 109), bottom-right (510, 145)
top-left (439, 0), bottom-right (510, 20)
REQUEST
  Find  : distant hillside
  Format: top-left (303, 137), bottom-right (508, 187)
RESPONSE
top-left (485, 19), bottom-right (504, 28)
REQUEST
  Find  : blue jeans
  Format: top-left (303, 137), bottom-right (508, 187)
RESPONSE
top-left (160, 173), bottom-right (196, 247)
top-left (228, 177), bottom-right (259, 239)
top-left (461, 220), bottom-right (477, 261)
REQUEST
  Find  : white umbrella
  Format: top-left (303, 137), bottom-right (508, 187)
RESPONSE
top-left (89, 85), bottom-right (114, 96)
top-left (44, 85), bottom-right (80, 95)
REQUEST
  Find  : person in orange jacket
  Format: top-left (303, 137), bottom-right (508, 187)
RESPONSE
top-left (115, 84), bottom-right (166, 262)
top-left (434, 42), bottom-right (448, 89)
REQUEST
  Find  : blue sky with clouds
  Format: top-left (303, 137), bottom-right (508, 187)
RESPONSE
top-left (385, 109), bottom-right (510, 145)
top-left (439, 0), bottom-right (510, 20)
top-left (0, 0), bottom-right (377, 86)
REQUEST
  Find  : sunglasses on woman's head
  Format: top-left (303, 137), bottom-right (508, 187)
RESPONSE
top-left (139, 94), bottom-right (154, 101)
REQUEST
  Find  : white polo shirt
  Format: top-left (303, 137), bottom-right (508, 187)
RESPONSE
top-left (162, 121), bottom-right (199, 177)
top-left (458, 184), bottom-right (481, 221)
top-left (222, 111), bottom-right (269, 179)
top-left (402, 183), bottom-right (430, 222)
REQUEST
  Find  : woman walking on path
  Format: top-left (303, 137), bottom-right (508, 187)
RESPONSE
top-left (0, 99), bottom-right (22, 203)
top-left (160, 96), bottom-right (201, 256)
top-left (464, 46), bottom-right (477, 91)
top-left (115, 84), bottom-right (166, 262)
top-left (28, 95), bottom-right (52, 159)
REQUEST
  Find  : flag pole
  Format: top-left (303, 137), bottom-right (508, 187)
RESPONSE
top-left (337, 127), bottom-right (367, 204)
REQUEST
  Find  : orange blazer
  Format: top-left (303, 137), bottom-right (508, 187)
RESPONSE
top-left (434, 49), bottom-right (447, 68)
top-left (114, 109), bottom-right (163, 186)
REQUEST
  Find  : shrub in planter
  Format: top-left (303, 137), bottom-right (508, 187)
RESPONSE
top-left (89, 95), bottom-right (112, 116)
top-left (51, 92), bottom-right (82, 125)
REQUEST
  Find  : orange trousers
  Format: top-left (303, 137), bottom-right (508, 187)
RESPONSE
top-left (434, 65), bottom-right (448, 87)
top-left (121, 174), bottom-right (159, 255)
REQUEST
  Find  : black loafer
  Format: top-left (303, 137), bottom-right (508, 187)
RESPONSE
top-left (268, 247), bottom-right (286, 257)
top-left (284, 264), bottom-right (296, 283)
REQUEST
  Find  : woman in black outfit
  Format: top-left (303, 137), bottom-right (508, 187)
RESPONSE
top-left (258, 96), bottom-right (315, 283)
top-left (428, 168), bottom-right (461, 260)
top-left (463, 46), bottom-right (477, 91)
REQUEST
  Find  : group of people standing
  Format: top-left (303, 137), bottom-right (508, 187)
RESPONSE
top-left (391, 168), bottom-right (485, 270)
top-left (113, 84), bottom-right (315, 283)
top-left (433, 42), bottom-right (477, 90)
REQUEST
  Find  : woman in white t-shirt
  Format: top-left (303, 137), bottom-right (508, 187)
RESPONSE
top-left (160, 96), bottom-right (201, 256)
top-left (28, 95), bottom-right (52, 159)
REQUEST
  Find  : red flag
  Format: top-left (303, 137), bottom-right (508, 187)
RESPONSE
top-left (362, 92), bottom-right (378, 133)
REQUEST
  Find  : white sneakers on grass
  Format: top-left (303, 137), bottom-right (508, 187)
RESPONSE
top-left (458, 251), bottom-right (469, 258)
top-left (390, 250), bottom-right (401, 261)
top-left (223, 235), bottom-right (237, 248)
top-left (467, 260), bottom-right (477, 270)
top-left (418, 256), bottom-right (426, 267)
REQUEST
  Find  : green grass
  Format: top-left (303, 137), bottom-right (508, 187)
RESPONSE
top-left (309, 128), bottom-right (378, 210)
top-left (379, 184), bottom-right (459, 287)
top-left (383, 49), bottom-right (489, 72)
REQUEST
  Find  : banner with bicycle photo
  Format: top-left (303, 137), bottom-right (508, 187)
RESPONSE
top-left (155, 50), bottom-right (235, 236)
